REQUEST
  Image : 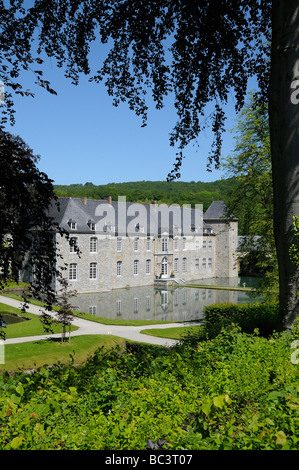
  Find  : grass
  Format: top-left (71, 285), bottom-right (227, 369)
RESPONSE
top-left (0, 295), bottom-right (181, 372)
top-left (141, 325), bottom-right (204, 340)
top-left (0, 284), bottom-right (199, 372)
top-left (0, 303), bottom-right (78, 339)
top-left (1, 335), bottom-right (126, 372)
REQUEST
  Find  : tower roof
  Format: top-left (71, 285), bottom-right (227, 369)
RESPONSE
top-left (204, 201), bottom-right (237, 221)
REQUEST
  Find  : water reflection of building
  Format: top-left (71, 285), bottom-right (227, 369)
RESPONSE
top-left (74, 285), bottom-right (240, 322)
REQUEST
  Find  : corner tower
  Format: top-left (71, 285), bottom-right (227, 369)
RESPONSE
top-left (204, 201), bottom-right (238, 278)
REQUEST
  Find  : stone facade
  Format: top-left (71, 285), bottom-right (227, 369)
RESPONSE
top-left (50, 197), bottom-right (238, 293)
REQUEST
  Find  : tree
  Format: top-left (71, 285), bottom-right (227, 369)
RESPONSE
top-left (1, 1), bottom-right (299, 326)
top-left (55, 277), bottom-right (78, 343)
top-left (0, 130), bottom-right (65, 337)
top-left (223, 92), bottom-right (277, 290)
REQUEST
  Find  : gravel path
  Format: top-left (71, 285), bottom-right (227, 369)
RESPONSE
top-left (0, 295), bottom-right (199, 347)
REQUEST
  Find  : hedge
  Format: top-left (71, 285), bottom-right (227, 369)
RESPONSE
top-left (203, 301), bottom-right (280, 337)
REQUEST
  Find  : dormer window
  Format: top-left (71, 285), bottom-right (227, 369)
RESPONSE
top-left (135, 223), bottom-right (144, 233)
top-left (88, 219), bottom-right (96, 231)
top-left (68, 219), bottom-right (77, 230)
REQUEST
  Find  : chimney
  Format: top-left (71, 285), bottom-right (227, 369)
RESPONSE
top-left (82, 197), bottom-right (87, 206)
top-left (104, 196), bottom-right (112, 205)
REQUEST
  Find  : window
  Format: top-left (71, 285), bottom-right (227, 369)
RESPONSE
top-left (69, 237), bottom-right (78, 253)
top-left (117, 261), bottom-right (122, 276)
top-left (182, 257), bottom-right (187, 272)
top-left (208, 257), bottom-right (212, 269)
top-left (134, 259), bottom-right (139, 275)
top-left (203, 240), bottom-right (207, 251)
top-left (161, 257), bottom-right (168, 277)
top-left (174, 258), bottom-right (179, 273)
top-left (174, 237), bottom-right (179, 250)
top-left (89, 262), bottom-right (97, 279)
top-left (117, 237), bottom-right (123, 252)
top-left (116, 300), bottom-right (122, 316)
top-left (208, 240), bottom-right (212, 251)
top-left (146, 259), bottom-right (151, 274)
top-left (133, 297), bottom-right (139, 313)
top-left (195, 258), bottom-right (199, 271)
top-left (88, 220), bottom-right (96, 231)
top-left (90, 237), bottom-right (98, 253)
top-left (162, 237), bottom-right (168, 252)
top-left (69, 263), bottom-right (77, 280)
top-left (89, 306), bottom-right (97, 315)
top-left (134, 237), bottom-right (139, 251)
top-left (68, 219), bottom-right (77, 230)
top-left (146, 296), bottom-right (151, 311)
top-left (182, 237), bottom-right (186, 250)
top-left (202, 258), bottom-right (207, 269)
top-left (146, 237), bottom-right (151, 251)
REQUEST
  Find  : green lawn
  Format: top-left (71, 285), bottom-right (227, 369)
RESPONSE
top-left (0, 303), bottom-right (78, 339)
top-left (141, 325), bottom-right (204, 340)
top-left (1, 335), bottom-right (126, 372)
top-left (0, 300), bottom-right (180, 372)
top-left (0, 289), bottom-right (188, 372)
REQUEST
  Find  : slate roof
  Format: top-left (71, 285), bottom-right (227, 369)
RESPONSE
top-left (48, 197), bottom-right (213, 236)
top-left (204, 200), bottom-right (237, 221)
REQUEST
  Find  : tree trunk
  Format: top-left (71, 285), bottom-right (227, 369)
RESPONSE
top-left (269, 0), bottom-right (299, 327)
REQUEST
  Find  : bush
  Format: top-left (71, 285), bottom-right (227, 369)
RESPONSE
top-left (203, 301), bottom-right (281, 338)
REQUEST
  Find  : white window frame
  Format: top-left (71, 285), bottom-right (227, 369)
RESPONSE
top-left (133, 259), bottom-right (139, 275)
top-left (69, 263), bottom-right (77, 280)
top-left (69, 237), bottom-right (78, 253)
top-left (162, 237), bottom-right (168, 252)
top-left (134, 237), bottom-right (139, 251)
top-left (182, 257), bottom-right (187, 272)
top-left (89, 262), bottom-right (97, 279)
top-left (117, 237), bottom-right (123, 252)
top-left (90, 237), bottom-right (98, 253)
top-left (89, 306), bottom-right (97, 315)
top-left (146, 259), bottom-right (151, 274)
top-left (116, 260), bottom-right (122, 276)
top-left (146, 237), bottom-right (151, 251)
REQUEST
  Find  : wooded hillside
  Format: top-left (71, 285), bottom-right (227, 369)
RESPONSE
top-left (54, 178), bottom-right (237, 212)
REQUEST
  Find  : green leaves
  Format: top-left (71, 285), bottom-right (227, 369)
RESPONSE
top-left (1, 326), bottom-right (299, 450)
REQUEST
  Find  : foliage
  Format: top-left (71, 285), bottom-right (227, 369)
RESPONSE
top-left (289, 215), bottom-right (299, 266)
top-left (0, 130), bottom-right (68, 338)
top-left (203, 301), bottom-right (281, 339)
top-left (53, 178), bottom-right (236, 212)
top-left (222, 92), bottom-right (277, 291)
top-left (1, 1), bottom-right (270, 176)
top-left (0, 321), bottom-right (299, 450)
top-left (54, 277), bottom-right (78, 343)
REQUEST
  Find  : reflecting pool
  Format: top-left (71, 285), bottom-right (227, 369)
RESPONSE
top-left (74, 277), bottom-right (262, 322)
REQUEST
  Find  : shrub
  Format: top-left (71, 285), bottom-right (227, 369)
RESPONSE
top-left (203, 301), bottom-right (280, 338)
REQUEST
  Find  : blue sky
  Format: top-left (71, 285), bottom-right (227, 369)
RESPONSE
top-left (4, 54), bottom-right (241, 186)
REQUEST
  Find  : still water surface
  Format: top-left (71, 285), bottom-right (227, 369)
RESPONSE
top-left (74, 277), bottom-right (261, 323)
